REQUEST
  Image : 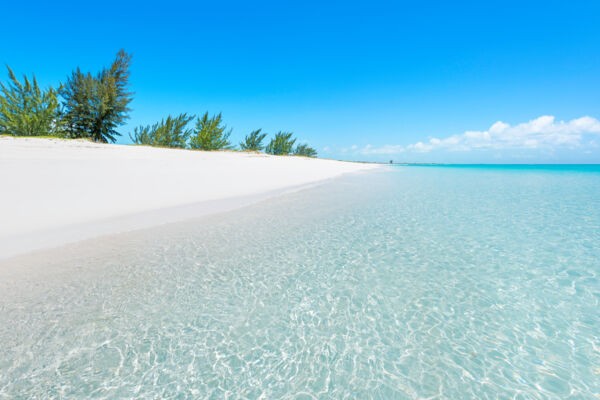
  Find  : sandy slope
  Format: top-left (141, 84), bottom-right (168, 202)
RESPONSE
top-left (0, 136), bottom-right (378, 258)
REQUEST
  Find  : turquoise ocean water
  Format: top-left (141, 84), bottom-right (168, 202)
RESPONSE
top-left (0, 165), bottom-right (599, 398)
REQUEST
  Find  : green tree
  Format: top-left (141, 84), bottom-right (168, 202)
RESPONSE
top-left (189, 112), bottom-right (233, 150)
top-left (265, 131), bottom-right (296, 155)
top-left (129, 113), bottom-right (194, 148)
top-left (0, 66), bottom-right (62, 136)
top-left (294, 143), bottom-right (317, 157)
top-left (60, 49), bottom-right (133, 143)
top-left (240, 129), bottom-right (267, 151)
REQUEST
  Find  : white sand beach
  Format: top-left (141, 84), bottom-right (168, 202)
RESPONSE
top-left (0, 136), bottom-right (378, 259)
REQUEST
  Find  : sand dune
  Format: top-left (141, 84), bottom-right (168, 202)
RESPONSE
top-left (0, 136), bottom-right (378, 259)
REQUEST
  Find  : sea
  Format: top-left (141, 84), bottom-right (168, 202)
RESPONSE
top-left (1, 165), bottom-right (599, 398)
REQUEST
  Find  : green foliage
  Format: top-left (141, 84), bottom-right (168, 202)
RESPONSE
top-left (59, 69), bottom-right (95, 137)
top-left (294, 143), bottom-right (317, 157)
top-left (60, 49), bottom-right (133, 143)
top-left (0, 54), bottom-right (333, 160)
top-left (265, 131), bottom-right (296, 155)
top-left (240, 129), bottom-right (267, 151)
top-left (129, 113), bottom-right (194, 148)
top-left (0, 66), bottom-right (62, 136)
top-left (189, 112), bottom-right (233, 150)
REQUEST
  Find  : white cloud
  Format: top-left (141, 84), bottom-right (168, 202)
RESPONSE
top-left (338, 116), bottom-right (600, 157)
top-left (406, 115), bottom-right (600, 152)
top-left (357, 144), bottom-right (405, 154)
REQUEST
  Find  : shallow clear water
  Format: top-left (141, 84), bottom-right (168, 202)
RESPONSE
top-left (1, 165), bottom-right (599, 399)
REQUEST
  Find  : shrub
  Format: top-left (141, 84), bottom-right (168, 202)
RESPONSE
top-left (294, 143), bottom-right (317, 157)
top-left (129, 113), bottom-right (194, 148)
top-left (189, 112), bottom-right (233, 150)
top-left (0, 66), bottom-right (62, 136)
top-left (265, 131), bottom-right (296, 155)
top-left (240, 129), bottom-right (267, 151)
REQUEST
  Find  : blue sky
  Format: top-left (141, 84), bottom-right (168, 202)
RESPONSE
top-left (2, 0), bottom-right (599, 162)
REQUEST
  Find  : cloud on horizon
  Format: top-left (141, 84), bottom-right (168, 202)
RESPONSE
top-left (359, 144), bottom-right (405, 154)
top-left (354, 115), bottom-right (600, 155)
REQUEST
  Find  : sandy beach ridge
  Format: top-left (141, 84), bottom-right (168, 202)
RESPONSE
top-left (0, 136), bottom-right (379, 259)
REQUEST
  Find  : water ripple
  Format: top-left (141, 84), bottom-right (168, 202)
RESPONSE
top-left (1, 167), bottom-right (599, 398)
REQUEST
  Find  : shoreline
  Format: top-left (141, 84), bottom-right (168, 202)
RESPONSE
top-left (0, 136), bottom-right (379, 259)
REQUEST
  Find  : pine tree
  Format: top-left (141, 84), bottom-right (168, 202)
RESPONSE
top-left (60, 49), bottom-right (133, 142)
top-left (294, 143), bottom-right (317, 157)
top-left (240, 129), bottom-right (267, 151)
top-left (129, 113), bottom-right (194, 148)
top-left (265, 131), bottom-right (296, 155)
top-left (0, 66), bottom-right (62, 136)
top-left (189, 112), bottom-right (233, 150)
top-left (59, 68), bottom-right (96, 138)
